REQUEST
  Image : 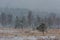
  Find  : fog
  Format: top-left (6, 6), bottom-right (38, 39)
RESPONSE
top-left (0, 0), bottom-right (60, 13)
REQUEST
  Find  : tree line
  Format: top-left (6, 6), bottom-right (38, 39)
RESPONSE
top-left (0, 11), bottom-right (60, 29)
top-left (0, 12), bottom-right (13, 26)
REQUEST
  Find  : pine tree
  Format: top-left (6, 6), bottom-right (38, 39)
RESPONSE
top-left (36, 23), bottom-right (47, 35)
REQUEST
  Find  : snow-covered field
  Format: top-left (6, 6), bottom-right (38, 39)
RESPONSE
top-left (0, 36), bottom-right (58, 40)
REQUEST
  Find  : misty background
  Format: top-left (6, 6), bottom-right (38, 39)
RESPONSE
top-left (0, 0), bottom-right (60, 13)
top-left (0, 0), bottom-right (60, 29)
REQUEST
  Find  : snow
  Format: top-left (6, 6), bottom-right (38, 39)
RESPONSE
top-left (0, 36), bottom-right (56, 40)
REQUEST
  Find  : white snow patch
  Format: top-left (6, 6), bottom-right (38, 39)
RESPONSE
top-left (0, 36), bottom-right (56, 40)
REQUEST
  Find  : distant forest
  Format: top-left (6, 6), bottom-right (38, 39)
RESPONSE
top-left (0, 8), bottom-right (60, 29)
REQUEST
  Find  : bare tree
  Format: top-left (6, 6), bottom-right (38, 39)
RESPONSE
top-left (20, 16), bottom-right (26, 29)
top-left (7, 14), bottom-right (13, 24)
top-left (1, 12), bottom-right (7, 26)
top-left (15, 16), bottom-right (20, 29)
top-left (56, 17), bottom-right (60, 29)
top-left (48, 13), bottom-right (56, 28)
top-left (49, 13), bottom-right (56, 25)
top-left (47, 16), bottom-right (53, 28)
top-left (36, 15), bottom-right (41, 25)
top-left (27, 10), bottom-right (32, 26)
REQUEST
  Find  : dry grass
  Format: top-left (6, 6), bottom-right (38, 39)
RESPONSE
top-left (0, 28), bottom-right (60, 36)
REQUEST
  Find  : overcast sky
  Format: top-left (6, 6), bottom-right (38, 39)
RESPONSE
top-left (0, 0), bottom-right (60, 13)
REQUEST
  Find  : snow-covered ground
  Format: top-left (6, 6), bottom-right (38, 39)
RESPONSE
top-left (0, 36), bottom-right (58, 40)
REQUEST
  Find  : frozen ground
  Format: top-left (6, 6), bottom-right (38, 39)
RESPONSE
top-left (0, 36), bottom-right (58, 40)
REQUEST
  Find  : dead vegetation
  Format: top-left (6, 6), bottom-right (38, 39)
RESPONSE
top-left (0, 28), bottom-right (60, 36)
